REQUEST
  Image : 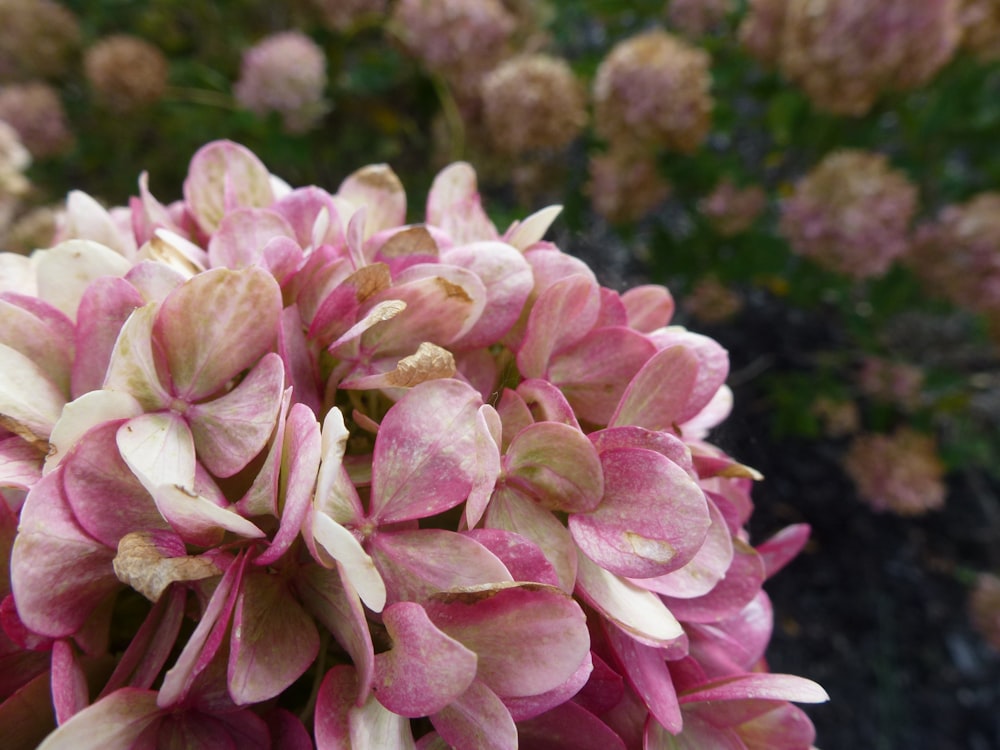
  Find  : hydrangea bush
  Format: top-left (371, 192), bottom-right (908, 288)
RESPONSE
top-left (0, 140), bottom-right (827, 748)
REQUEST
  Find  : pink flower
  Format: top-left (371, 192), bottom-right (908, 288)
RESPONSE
top-left (856, 356), bottom-right (925, 411)
top-left (587, 147), bottom-right (671, 223)
top-left (666, 0), bottom-right (733, 37)
top-left (234, 31), bottom-right (328, 134)
top-left (593, 29), bottom-right (713, 155)
top-left (780, 150), bottom-right (918, 279)
top-left (843, 428), bottom-right (947, 515)
top-left (84, 35), bottom-right (169, 113)
top-left (0, 82), bottom-right (73, 158)
top-left (699, 179), bottom-right (767, 237)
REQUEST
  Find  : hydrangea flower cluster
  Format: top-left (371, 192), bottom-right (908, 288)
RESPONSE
top-left (391, 0), bottom-right (516, 99)
top-left (855, 357), bottom-right (925, 412)
top-left (907, 193), bottom-right (1000, 325)
top-left (586, 148), bottom-right (671, 224)
top-left (0, 0), bottom-right (80, 82)
top-left (959, 0), bottom-right (1000, 62)
top-left (84, 35), bottom-right (169, 114)
top-left (843, 428), bottom-right (946, 515)
top-left (593, 29), bottom-right (713, 155)
top-left (682, 276), bottom-right (744, 325)
top-left (480, 54), bottom-right (587, 155)
top-left (234, 32), bottom-right (329, 135)
top-left (779, 150), bottom-right (917, 279)
top-left (699, 179), bottom-right (767, 237)
top-left (0, 82), bottom-right (73, 159)
top-left (740, 0), bottom-right (960, 116)
top-left (0, 140), bottom-right (826, 748)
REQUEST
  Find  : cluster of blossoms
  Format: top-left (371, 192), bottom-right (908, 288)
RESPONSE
top-left (234, 32), bottom-right (329, 135)
top-left (83, 35), bottom-right (169, 114)
top-left (855, 357), bottom-right (925, 412)
top-left (391, 0), bottom-right (516, 99)
top-left (739, 0), bottom-right (960, 116)
top-left (480, 54), bottom-right (587, 155)
top-left (810, 397), bottom-right (860, 439)
top-left (592, 29), bottom-right (713, 156)
top-left (0, 120), bottom-right (30, 231)
top-left (0, 0), bottom-right (80, 82)
top-left (779, 150), bottom-right (918, 279)
top-left (907, 193), bottom-right (1000, 325)
top-left (0, 82), bottom-right (73, 159)
top-left (699, 179), bottom-right (767, 237)
top-left (969, 573), bottom-right (1000, 651)
top-left (586, 149), bottom-right (671, 224)
top-left (0, 140), bottom-right (826, 747)
top-left (666, 0), bottom-right (733, 38)
top-left (843, 428), bottom-right (946, 515)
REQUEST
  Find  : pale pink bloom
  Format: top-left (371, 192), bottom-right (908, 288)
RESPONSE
top-left (969, 572), bottom-right (1000, 651)
top-left (856, 356), bottom-right (925, 411)
top-left (593, 28), bottom-right (713, 154)
top-left (908, 193), bottom-right (1000, 319)
top-left (683, 275), bottom-right (744, 324)
top-left (480, 54), bottom-right (587, 154)
top-left (0, 0), bottom-right (80, 82)
top-left (844, 428), bottom-right (947, 515)
top-left (587, 147), bottom-right (671, 223)
top-left (84, 35), bottom-right (169, 113)
top-left (391, 0), bottom-right (515, 97)
top-left (780, 149), bottom-right (918, 279)
top-left (742, 0), bottom-right (960, 115)
top-left (699, 178), bottom-right (767, 236)
top-left (0, 82), bottom-right (73, 158)
top-left (234, 31), bottom-right (328, 134)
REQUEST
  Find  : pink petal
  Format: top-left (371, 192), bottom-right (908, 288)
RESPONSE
top-left (337, 164), bottom-right (407, 239)
top-left (504, 422), bottom-right (603, 513)
top-left (517, 701), bottom-right (626, 750)
top-left (156, 267), bottom-right (283, 401)
top-left (610, 345), bottom-right (700, 431)
top-left (464, 529), bottom-right (561, 588)
top-left (369, 379), bottom-right (482, 523)
top-left (589, 426), bottom-right (694, 476)
top-left (463, 404), bottom-right (501, 529)
top-left (296, 565), bottom-right (375, 703)
top-left (273, 186), bottom-right (341, 249)
top-left (0, 343), bottom-right (65, 443)
top-left (36, 688), bottom-right (162, 750)
top-left (516, 274), bottom-right (600, 379)
top-left (279, 306), bottom-right (322, 414)
top-left (311, 512), bottom-right (387, 612)
top-left (645, 711), bottom-right (746, 749)
top-left (503, 205), bottom-right (562, 250)
top-left (648, 329), bottom-right (730, 424)
top-left (660, 540), bottom-right (766, 624)
top-left (35, 241), bottom-right (132, 321)
top-left (430, 680), bottom-right (516, 750)
top-left (102, 303), bottom-right (171, 411)
top-left (548, 327), bottom-right (656, 425)
top-left (687, 593), bottom-right (773, 677)
top-left (207, 208), bottom-right (295, 269)
top-left (570, 447), bottom-right (710, 578)
top-left (0, 293), bottom-right (74, 398)
top-left (373, 601), bottom-right (478, 717)
top-left (621, 285), bottom-right (675, 332)
top-left (252, 402), bottom-right (320, 566)
top-left (514, 378), bottom-right (580, 428)
top-left (308, 263), bottom-right (392, 345)
top-left (756, 524), bottom-right (811, 579)
top-left (0, 434), bottom-right (43, 492)
top-left (679, 673), bottom-right (829, 705)
top-left (369, 529), bottom-right (512, 604)
top-left (484, 486), bottom-right (578, 593)
top-left (441, 241), bottom-right (534, 349)
top-left (315, 666), bottom-right (416, 750)
top-left (426, 162), bottom-right (499, 244)
top-left (425, 583), bottom-right (589, 699)
top-left (228, 569), bottom-right (319, 705)
top-left (575, 556), bottom-right (683, 648)
top-left (187, 352), bottom-right (285, 478)
top-left (731, 703), bottom-right (817, 748)
top-left (62, 191), bottom-right (135, 257)
top-left (62, 420), bottom-right (167, 547)
top-left (603, 624), bottom-right (682, 734)
top-left (183, 140), bottom-right (275, 235)
top-left (502, 650), bottom-right (592, 721)
top-left (236, 389), bottom-right (291, 519)
top-left (10, 471), bottom-right (119, 639)
top-left (70, 278), bottom-right (144, 398)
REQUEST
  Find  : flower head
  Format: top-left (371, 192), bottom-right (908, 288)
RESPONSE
top-left (0, 82), bottom-right (73, 158)
top-left (843, 428), bottom-right (946, 515)
top-left (311, 0), bottom-right (387, 32)
top-left (587, 147), bottom-right (671, 223)
top-left (666, 0), bottom-right (733, 37)
top-left (959, 0), bottom-right (1000, 62)
top-left (780, 149), bottom-right (917, 279)
top-left (699, 178), bottom-right (767, 236)
top-left (593, 29), bottom-right (713, 154)
top-left (0, 0), bottom-right (80, 82)
top-left (480, 54), bottom-right (587, 154)
top-left (84, 35), bottom-right (169, 113)
top-left (234, 31), bottom-right (328, 134)
top-left (907, 192), bottom-right (1000, 319)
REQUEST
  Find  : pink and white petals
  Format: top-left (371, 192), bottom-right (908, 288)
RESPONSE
top-left (430, 679), bottom-right (517, 750)
top-left (0, 343), bottom-right (66, 445)
top-left (35, 688), bottom-right (163, 750)
top-left (34, 240), bottom-right (133, 321)
top-left (315, 666), bottom-right (416, 750)
top-left (426, 162), bottom-right (499, 244)
top-left (336, 164), bottom-right (407, 240)
top-left (183, 140), bottom-right (276, 235)
top-left (373, 601), bottom-right (478, 716)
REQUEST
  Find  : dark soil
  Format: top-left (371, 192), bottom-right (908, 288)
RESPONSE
top-left (706, 293), bottom-right (1000, 750)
